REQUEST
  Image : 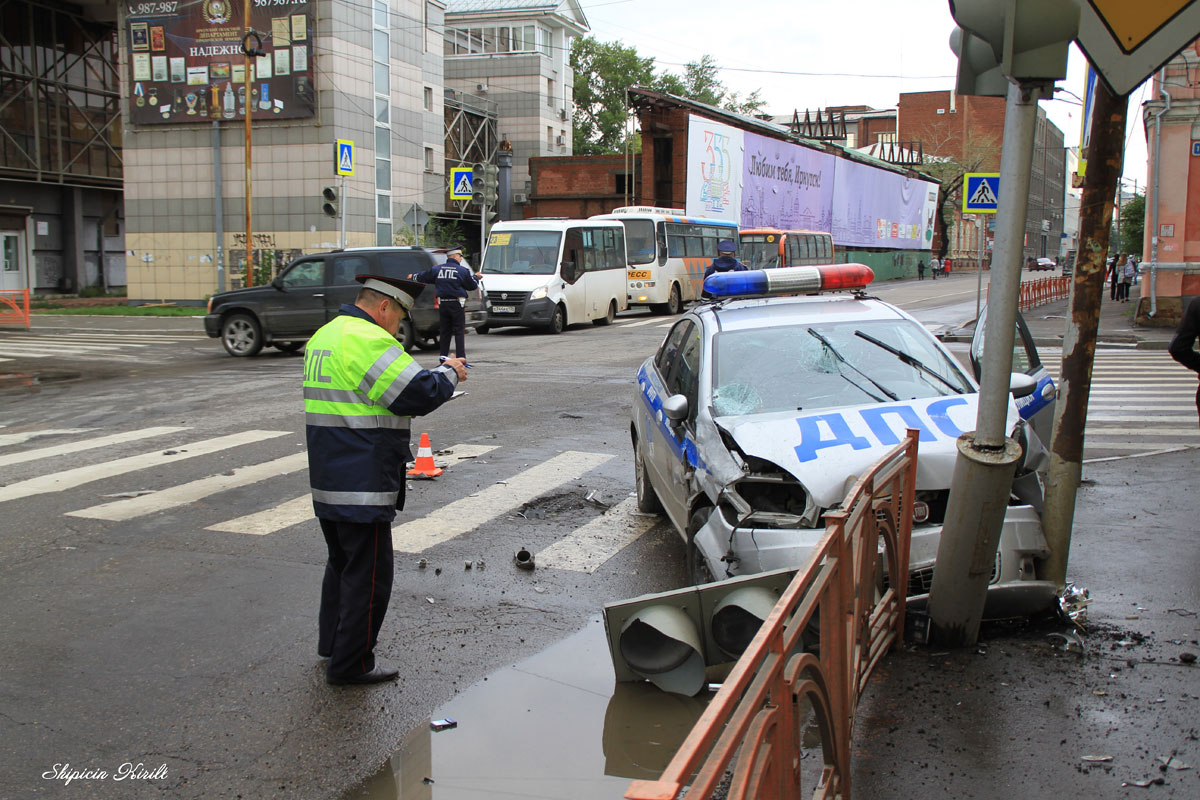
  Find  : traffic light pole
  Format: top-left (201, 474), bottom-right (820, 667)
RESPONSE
top-left (927, 81), bottom-right (1044, 648)
top-left (339, 174), bottom-right (346, 250)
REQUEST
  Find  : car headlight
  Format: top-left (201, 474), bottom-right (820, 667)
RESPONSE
top-left (530, 286), bottom-right (548, 300)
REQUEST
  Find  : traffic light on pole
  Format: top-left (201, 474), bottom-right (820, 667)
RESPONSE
top-left (471, 161), bottom-right (498, 205)
top-left (602, 567), bottom-right (797, 696)
top-left (322, 186), bottom-right (338, 217)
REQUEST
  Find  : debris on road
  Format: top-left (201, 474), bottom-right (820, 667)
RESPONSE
top-left (100, 490), bottom-right (155, 498)
top-left (430, 718), bottom-right (457, 732)
top-left (1047, 631), bottom-right (1085, 655)
top-left (1058, 583), bottom-right (1091, 628)
top-left (514, 548), bottom-right (535, 570)
top-left (1081, 755), bottom-right (1113, 763)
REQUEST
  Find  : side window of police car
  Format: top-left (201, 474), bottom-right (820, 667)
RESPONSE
top-left (659, 321), bottom-right (700, 425)
top-left (656, 321), bottom-right (692, 377)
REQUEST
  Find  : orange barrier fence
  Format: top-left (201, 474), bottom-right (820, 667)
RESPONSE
top-left (0, 289), bottom-right (31, 328)
top-left (625, 430), bottom-right (918, 800)
top-left (986, 276), bottom-right (1071, 312)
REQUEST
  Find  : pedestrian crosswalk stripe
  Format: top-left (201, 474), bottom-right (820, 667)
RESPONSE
top-left (67, 452), bottom-right (310, 521)
top-left (0, 426), bottom-right (188, 469)
top-left (0, 428), bottom-right (91, 448)
top-left (204, 444), bottom-right (499, 535)
top-left (0, 430), bottom-right (289, 504)
top-left (0, 337), bottom-right (127, 350)
top-left (617, 318), bottom-right (667, 328)
top-left (391, 450), bottom-right (614, 553)
top-left (536, 496), bottom-right (660, 573)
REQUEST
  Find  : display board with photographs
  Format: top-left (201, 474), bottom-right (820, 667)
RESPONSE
top-left (127, 0), bottom-right (315, 125)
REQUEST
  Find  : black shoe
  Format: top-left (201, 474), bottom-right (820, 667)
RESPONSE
top-left (327, 665), bottom-right (400, 686)
top-left (318, 651), bottom-right (330, 660)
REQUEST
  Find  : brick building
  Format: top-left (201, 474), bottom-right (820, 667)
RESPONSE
top-left (525, 154), bottom-right (636, 218)
top-left (898, 90), bottom-right (1065, 270)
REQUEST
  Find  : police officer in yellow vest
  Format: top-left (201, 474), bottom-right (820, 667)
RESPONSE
top-left (304, 273), bottom-right (468, 685)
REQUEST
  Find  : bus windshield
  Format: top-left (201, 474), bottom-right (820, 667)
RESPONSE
top-left (739, 235), bottom-right (781, 269)
top-left (482, 231), bottom-right (562, 275)
top-left (617, 219), bottom-right (656, 265)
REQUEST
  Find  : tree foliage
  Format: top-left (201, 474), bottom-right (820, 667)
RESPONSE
top-left (1118, 193), bottom-right (1145, 257)
top-left (571, 38), bottom-right (767, 156)
top-left (912, 122), bottom-right (1001, 259)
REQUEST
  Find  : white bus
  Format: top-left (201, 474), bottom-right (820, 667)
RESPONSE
top-left (591, 207), bottom-right (739, 315)
top-left (479, 218), bottom-right (629, 334)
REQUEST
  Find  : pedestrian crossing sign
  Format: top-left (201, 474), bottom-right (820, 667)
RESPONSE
top-left (335, 140), bottom-right (355, 176)
top-left (963, 173), bottom-right (1000, 214)
top-left (449, 167), bottom-right (474, 200)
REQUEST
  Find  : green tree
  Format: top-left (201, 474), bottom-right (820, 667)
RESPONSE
top-left (1118, 193), bottom-right (1145, 257)
top-left (658, 55), bottom-right (766, 116)
top-left (571, 36), bottom-right (658, 156)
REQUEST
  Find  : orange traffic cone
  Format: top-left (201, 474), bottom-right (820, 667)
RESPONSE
top-left (407, 432), bottom-right (443, 479)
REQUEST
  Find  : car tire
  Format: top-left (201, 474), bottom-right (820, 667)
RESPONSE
top-left (398, 319), bottom-right (415, 351)
top-left (475, 324), bottom-right (489, 335)
top-left (545, 304), bottom-right (565, 334)
top-left (592, 300), bottom-right (616, 326)
top-left (634, 440), bottom-right (663, 514)
top-left (686, 507), bottom-right (718, 585)
top-left (667, 284), bottom-right (682, 315)
top-left (221, 313), bottom-right (263, 357)
top-left (414, 335), bottom-right (440, 351)
top-left (274, 341), bottom-right (304, 353)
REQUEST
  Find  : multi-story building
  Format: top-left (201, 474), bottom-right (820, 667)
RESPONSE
top-left (442, 0), bottom-right (587, 213)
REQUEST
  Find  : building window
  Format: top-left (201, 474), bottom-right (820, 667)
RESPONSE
top-left (547, 126), bottom-right (554, 149)
top-left (445, 24), bottom-right (548, 55)
top-left (547, 77), bottom-right (555, 107)
top-left (424, 86), bottom-right (433, 111)
top-left (374, 0), bottom-right (392, 246)
top-left (876, 132), bottom-right (896, 144)
top-left (424, 147), bottom-right (434, 172)
top-left (615, 173), bottom-right (631, 194)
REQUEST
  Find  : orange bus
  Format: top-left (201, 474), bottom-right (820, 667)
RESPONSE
top-left (738, 229), bottom-right (835, 269)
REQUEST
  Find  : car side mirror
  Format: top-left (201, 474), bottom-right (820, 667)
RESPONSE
top-left (271, 275), bottom-right (284, 290)
top-left (662, 394), bottom-right (689, 429)
top-left (1009, 373), bottom-right (1037, 399)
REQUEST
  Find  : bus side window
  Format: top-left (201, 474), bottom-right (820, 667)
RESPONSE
top-left (786, 235), bottom-right (799, 267)
top-left (821, 236), bottom-right (832, 262)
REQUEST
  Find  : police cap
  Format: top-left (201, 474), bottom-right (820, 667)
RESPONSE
top-left (717, 239), bottom-right (737, 253)
top-left (355, 273), bottom-right (424, 310)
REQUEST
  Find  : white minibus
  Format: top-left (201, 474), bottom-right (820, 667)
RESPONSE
top-left (591, 207), bottom-right (739, 315)
top-left (479, 218), bottom-right (629, 334)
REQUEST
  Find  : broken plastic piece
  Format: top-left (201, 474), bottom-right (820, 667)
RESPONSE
top-left (1122, 777), bottom-right (1165, 788)
top-left (417, 558), bottom-right (427, 569)
top-left (514, 547), bottom-right (535, 570)
top-left (1046, 631), bottom-right (1085, 655)
top-left (465, 560), bottom-right (473, 570)
top-left (430, 718), bottom-right (457, 732)
top-left (1081, 755), bottom-right (1113, 763)
top-left (1058, 583), bottom-right (1091, 628)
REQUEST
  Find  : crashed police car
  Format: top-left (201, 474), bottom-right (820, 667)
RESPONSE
top-left (631, 264), bottom-right (1058, 619)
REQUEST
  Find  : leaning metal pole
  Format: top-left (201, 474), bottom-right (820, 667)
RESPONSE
top-left (927, 81), bottom-right (1043, 648)
top-left (1040, 81), bottom-right (1128, 590)
top-left (243, 0), bottom-right (254, 286)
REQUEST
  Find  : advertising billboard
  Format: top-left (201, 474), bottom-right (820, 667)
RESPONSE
top-left (126, 0), bottom-right (315, 125)
top-left (741, 132), bottom-right (835, 232)
top-left (685, 115), bottom-right (743, 222)
top-left (830, 158), bottom-right (939, 250)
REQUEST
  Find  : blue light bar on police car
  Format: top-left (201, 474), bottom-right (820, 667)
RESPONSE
top-left (703, 264), bottom-right (875, 298)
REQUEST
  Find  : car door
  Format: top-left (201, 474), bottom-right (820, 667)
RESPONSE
top-left (648, 319), bottom-right (703, 530)
top-left (970, 305), bottom-right (1057, 445)
top-left (261, 257), bottom-right (328, 338)
top-left (325, 254), bottom-right (373, 321)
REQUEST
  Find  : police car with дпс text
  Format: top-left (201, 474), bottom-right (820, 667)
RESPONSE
top-left (631, 263), bottom-right (1058, 619)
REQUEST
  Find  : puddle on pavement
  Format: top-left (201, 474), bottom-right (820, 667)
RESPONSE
top-left (344, 617), bottom-right (714, 799)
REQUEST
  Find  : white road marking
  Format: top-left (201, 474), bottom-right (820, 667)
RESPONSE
top-left (391, 450), bottom-right (614, 553)
top-left (536, 497), bottom-right (661, 573)
top-left (0, 428), bottom-right (92, 449)
top-left (1085, 427), bottom-right (1200, 437)
top-left (67, 452), bottom-right (310, 521)
top-left (0, 430), bottom-right (289, 504)
top-left (618, 318), bottom-right (669, 328)
top-left (0, 427), bottom-right (187, 467)
top-left (205, 444), bottom-right (499, 535)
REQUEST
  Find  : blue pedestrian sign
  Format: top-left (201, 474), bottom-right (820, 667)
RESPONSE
top-left (449, 167), bottom-right (474, 200)
top-left (963, 173), bottom-right (1000, 214)
top-left (1192, 141), bottom-right (1200, 157)
top-left (335, 140), bottom-right (355, 176)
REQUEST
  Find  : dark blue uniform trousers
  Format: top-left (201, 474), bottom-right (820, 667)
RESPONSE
top-left (318, 518), bottom-right (394, 680)
top-left (437, 300), bottom-right (467, 359)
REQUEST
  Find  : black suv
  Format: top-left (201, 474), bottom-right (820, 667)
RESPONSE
top-left (204, 247), bottom-right (486, 357)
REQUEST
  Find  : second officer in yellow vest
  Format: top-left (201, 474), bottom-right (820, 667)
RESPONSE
top-left (303, 272), bottom-right (468, 685)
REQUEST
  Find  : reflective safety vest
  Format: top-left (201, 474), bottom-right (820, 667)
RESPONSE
top-left (303, 310), bottom-right (446, 523)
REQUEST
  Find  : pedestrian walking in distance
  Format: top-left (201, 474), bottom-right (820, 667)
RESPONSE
top-left (416, 247), bottom-right (481, 361)
top-left (1169, 295), bottom-right (1200, 428)
top-left (930, 256), bottom-right (940, 280)
top-left (1109, 256), bottom-right (1120, 301)
top-left (917, 260), bottom-right (926, 281)
top-left (303, 273), bottom-right (468, 685)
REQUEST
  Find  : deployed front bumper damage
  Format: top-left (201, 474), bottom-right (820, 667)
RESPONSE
top-left (692, 502), bottom-right (1058, 620)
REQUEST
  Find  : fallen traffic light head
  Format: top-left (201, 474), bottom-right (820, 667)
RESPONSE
top-left (603, 567), bottom-right (797, 696)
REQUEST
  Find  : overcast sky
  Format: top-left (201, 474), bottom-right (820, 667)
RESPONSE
top-left (581, 0), bottom-right (1151, 191)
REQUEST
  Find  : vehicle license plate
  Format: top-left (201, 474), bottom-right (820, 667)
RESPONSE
top-left (492, 305), bottom-right (515, 314)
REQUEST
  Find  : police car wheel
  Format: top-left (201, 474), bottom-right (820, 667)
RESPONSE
top-left (475, 324), bottom-right (489, 335)
top-left (221, 313), bottom-right (263, 357)
top-left (634, 442), bottom-right (662, 514)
